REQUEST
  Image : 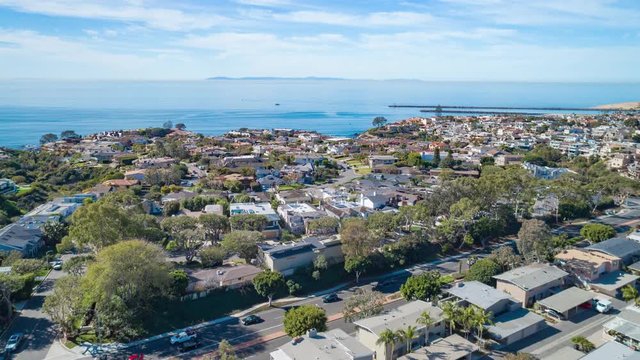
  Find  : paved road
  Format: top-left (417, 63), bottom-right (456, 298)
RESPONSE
top-left (1, 267), bottom-right (68, 360)
top-left (117, 243), bottom-right (502, 359)
top-left (511, 296), bottom-right (628, 358)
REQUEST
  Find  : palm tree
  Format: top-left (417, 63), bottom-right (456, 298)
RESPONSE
top-left (417, 310), bottom-right (434, 345)
top-left (376, 328), bottom-right (398, 360)
top-left (402, 325), bottom-right (417, 354)
top-left (441, 302), bottom-right (459, 335)
top-left (460, 307), bottom-right (476, 339)
top-left (473, 308), bottom-right (493, 340)
top-left (622, 284), bottom-right (640, 306)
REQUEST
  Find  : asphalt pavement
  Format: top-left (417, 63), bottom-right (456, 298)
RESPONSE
top-left (116, 244), bottom-right (493, 359)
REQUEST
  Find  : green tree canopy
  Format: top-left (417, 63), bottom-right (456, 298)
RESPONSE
top-left (400, 271), bottom-right (443, 301)
top-left (465, 258), bottom-right (501, 285)
top-left (230, 214), bottom-right (268, 232)
top-left (283, 304), bottom-right (327, 337)
top-left (82, 240), bottom-right (173, 340)
top-left (221, 230), bottom-right (263, 262)
top-left (580, 223), bottom-right (616, 243)
top-left (252, 270), bottom-right (285, 306)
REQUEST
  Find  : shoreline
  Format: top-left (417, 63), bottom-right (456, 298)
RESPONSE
top-left (593, 101), bottom-right (640, 110)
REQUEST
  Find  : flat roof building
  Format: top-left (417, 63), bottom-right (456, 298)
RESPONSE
top-left (494, 263), bottom-right (568, 307)
top-left (270, 328), bottom-right (374, 360)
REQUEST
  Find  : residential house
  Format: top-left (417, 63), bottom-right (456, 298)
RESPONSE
top-left (397, 334), bottom-right (479, 360)
top-left (161, 191), bottom-right (197, 205)
top-left (580, 342), bottom-right (639, 360)
top-left (222, 155), bottom-right (260, 168)
top-left (229, 202), bottom-right (281, 239)
top-left (204, 204), bottom-right (225, 216)
top-left (102, 179), bottom-right (140, 188)
top-left (275, 189), bottom-right (312, 204)
top-left (494, 263), bottom-right (569, 307)
top-left (277, 203), bottom-right (325, 235)
top-left (257, 175), bottom-right (285, 191)
top-left (280, 163), bottom-right (314, 184)
top-left (124, 169), bottom-right (146, 182)
top-left (446, 281), bottom-right (546, 346)
top-left (270, 328), bottom-right (374, 360)
top-left (369, 155), bottom-right (397, 168)
top-left (354, 301), bottom-right (446, 360)
top-left (603, 307), bottom-right (640, 348)
top-left (186, 265), bottom-right (262, 292)
top-left (555, 249), bottom-right (622, 282)
top-left (0, 179), bottom-right (17, 195)
top-left (522, 162), bottom-right (572, 180)
top-left (0, 223), bottom-right (43, 257)
top-left (133, 157), bottom-right (176, 169)
top-left (587, 237), bottom-right (640, 265)
top-left (257, 235), bottom-right (342, 276)
top-left (358, 191), bottom-right (393, 210)
top-left (495, 154), bottom-right (524, 166)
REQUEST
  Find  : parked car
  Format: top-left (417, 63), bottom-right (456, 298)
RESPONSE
top-left (170, 331), bottom-right (197, 345)
top-left (595, 299), bottom-right (613, 313)
top-left (322, 293), bottom-right (340, 303)
top-left (178, 339), bottom-right (199, 352)
top-left (4, 333), bottom-right (23, 352)
top-left (241, 315), bottom-right (263, 326)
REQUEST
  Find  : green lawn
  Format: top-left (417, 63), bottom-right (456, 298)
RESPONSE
top-left (277, 184), bottom-right (304, 191)
top-left (355, 167), bottom-right (372, 175)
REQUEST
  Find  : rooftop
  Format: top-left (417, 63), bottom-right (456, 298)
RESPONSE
top-left (270, 328), bottom-right (373, 360)
top-left (588, 237), bottom-right (640, 259)
top-left (447, 281), bottom-right (513, 310)
top-left (398, 334), bottom-right (478, 360)
top-left (354, 300), bottom-right (442, 337)
top-left (493, 263), bottom-right (568, 291)
top-left (589, 271), bottom-right (640, 292)
top-left (580, 341), bottom-right (640, 360)
top-left (537, 287), bottom-right (594, 313)
top-left (555, 248), bottom-right (621, 265)
top-left (486, 308), bottom-right (546, 340)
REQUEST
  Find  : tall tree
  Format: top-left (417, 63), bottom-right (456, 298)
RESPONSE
top-left (372, 116), bottom-right (388, 128)
top-left (342, 288), bottom-right (385, 323)
top-left (43, 275), bottom-right (85, 340)
top-left (400, 271), bottom-right (443, 301)
top-left (252, 270), bottom-right (285, 307)
top-left (66, 201), bottom-right (136, 252)
top-left (199, 214), bottom-right (229, 242)
top-left (376, 329), bottom-right (398, 360)
top-left (230, 214), bottom-right (268, 231)
top-left (83, 240), bottom-right (172, 340)
top-left (465, 258), bottom-right (501, 285)
top-left (283, 305), bottom-right (327, 337)
top-left (417, 311), bottom-right (434, 345)
top-left (516, 219), bottom-right (553, 263)
top-left (221, 230), bottom-right (263, 263)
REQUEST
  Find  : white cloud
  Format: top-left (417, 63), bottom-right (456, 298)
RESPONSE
top-left (0, 0), bottom-right (229, 31)
top-left (235, 0), bottom-right (293, 7)
top-left (273, 10), bottom-right (435, 27)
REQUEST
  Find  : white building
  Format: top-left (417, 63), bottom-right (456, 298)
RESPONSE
top-left (270, 328), bottom-right (373, 360)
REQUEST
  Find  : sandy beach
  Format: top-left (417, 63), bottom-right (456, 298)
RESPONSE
top-left (594, 101), bottom-right (640, 110)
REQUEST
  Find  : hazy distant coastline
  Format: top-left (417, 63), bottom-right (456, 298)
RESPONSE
top-left (594, 101), bottom-right (640, 110)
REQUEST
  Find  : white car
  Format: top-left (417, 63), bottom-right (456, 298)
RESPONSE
top-left (595, 299), bottom-right (613, 313)
top-left (170, 331), bottom-right (197, 345)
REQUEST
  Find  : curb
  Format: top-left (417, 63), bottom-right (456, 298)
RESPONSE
top-left (90, 239), bottom-right (514, 353)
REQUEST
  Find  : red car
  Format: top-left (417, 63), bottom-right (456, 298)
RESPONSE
top-left (129, 354), bottom-right (144, 360)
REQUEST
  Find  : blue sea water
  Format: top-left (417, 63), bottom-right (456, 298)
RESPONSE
top-left (0, 79), bottom-right (639, 148)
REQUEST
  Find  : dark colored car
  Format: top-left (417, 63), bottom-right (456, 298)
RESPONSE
top-left (241, 315), bottom-right (263, 326)
top-left (178, 340), bottom-right (199, 352)
top-left (322, 293), bottom-right (340, 303)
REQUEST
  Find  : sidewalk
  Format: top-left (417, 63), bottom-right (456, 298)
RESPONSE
top-left (45, 341), bottom-right (91, 360)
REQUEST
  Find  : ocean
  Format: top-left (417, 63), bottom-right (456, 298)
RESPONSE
top-left (1, 79), bottom-right (639, 148)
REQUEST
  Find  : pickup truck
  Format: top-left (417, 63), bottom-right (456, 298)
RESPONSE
top-left (170, 330), bottom-right (197, 345)
top-left (595, 299), bottom-right (613, 313)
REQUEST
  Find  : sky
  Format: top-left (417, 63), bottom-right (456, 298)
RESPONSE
top-left (0, 0), bottom-right (639, 81)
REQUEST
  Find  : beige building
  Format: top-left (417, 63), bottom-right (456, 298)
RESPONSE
top-left (494, 263), bottom-right (568, 307)
top-left (354, 301), bottom-right (445, 360)
top-left (555, 249), bottom-right (621, 281)
top-left (257, 235), bottom-right (343, 276)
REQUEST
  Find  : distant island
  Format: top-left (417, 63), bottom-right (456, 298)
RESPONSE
top-left (206, 76), bottom-right (346, 81)
top-left (594, 101), bottom-right (640, 110)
